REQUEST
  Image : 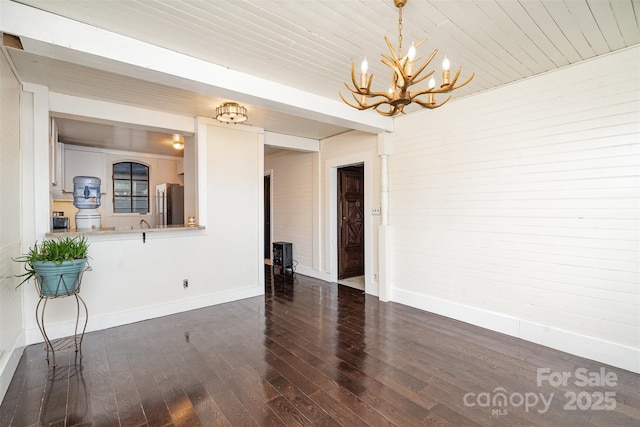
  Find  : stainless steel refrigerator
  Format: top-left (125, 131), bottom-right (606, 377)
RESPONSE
top-left (156, 183), bottom-right (184, 226)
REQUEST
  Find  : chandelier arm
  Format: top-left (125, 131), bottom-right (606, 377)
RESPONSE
top-left (450, 71), bottom-right (475, 90)
top-left (413, 38), bottom-right (427, 49)
top-left (341, 82), bottom-right (374, 98)
top-left (360, 96), bottom-right (399, 110)
top-left (348, 62), bottom-right (390, 95)
top-left (409, 70), bottom-right (435, 86)
top-left (415, 85), bottom-right (454, 95)
top-left (412, 70), bottom-right (473, 96)
top-left (391, 71), bottom-right (399, 91)
top-left (380, 55), bottom-right (439, 90)
top-left (348, 85), bottom-right (396, 100)
top-left (349, 62), bottom-right (361, 91)
top-left (384, 36), bottom-right (401, 63)
top-left (409, 87), bottom-right (438, 98)
top-left (343, 81), bottom-right (361, 94)
top-left (339, 91), bottom-right (368, 110)
top-left (340, 91), bottom-right (396, 111)
top-left (344, 80), bottom-right (394, 99)
top-left (440, 67), bottom-right (465, 91)
top-left (447, 66), bottom-right (463, 88)
top-left (413, 95), bottom-right (451, 109)
top-left (374, 104), bottom-right (399, 116)
top-left (381, 55), bottom-right (401, 71)
top-left (351, 92), bottom-right (370, 108)
top-left (410, 49), bottom-right (438, 78)
top-left (362, 90), bottom-right (396, 100)
top-left (380, 57), bottom-right (407, 87)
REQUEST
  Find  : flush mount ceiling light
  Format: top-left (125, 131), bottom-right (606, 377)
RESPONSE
top-left (172, 134), bottom-right (184, 150)
top-left (340, 0), bottom-right (474, 116)
top-left (215, 102), bottom-right (248, 124)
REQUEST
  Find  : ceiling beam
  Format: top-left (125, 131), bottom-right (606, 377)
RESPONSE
top-left (49, 92), bottom-right (196, 135)
top-left (0, 1), bottom-right (393, 135)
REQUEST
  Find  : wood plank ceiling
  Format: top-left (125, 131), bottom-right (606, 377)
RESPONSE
top-left (5, 0), bottom-right (640, 152)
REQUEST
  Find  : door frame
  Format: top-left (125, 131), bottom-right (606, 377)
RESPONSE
top-left (337, 164), bottom-right (365, 280)
top-left (264, 169), bottom-right (273, 261)
top-left (325, 151), bottom-right (376, 295)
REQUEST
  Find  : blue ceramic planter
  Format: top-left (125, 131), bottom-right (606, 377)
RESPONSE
top-left (33, 259), bottom-right (88, 296)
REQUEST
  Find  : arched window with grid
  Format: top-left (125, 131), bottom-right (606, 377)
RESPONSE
top-left (113, 162), bottom-right (149, 213)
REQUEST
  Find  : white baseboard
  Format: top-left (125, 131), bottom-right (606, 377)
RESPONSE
top-left (25, 285), bottom-right (264, 345)
top-left (290, 265), bottom-right (380, 295)
top-left (392, 288), bottom-right (640, 374)
top-left (0, 330), bottom-right (26, 403)
top-left (294, 265), bottom-right (332, 282)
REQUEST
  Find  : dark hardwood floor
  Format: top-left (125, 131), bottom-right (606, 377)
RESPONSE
top-left (1, 268), bottom-right (638, 426)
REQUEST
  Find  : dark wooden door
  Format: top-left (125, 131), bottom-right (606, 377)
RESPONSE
top-left (338, 165), bottom-right (365, 279)
top-left (264, 175), bottom-right (271, 259)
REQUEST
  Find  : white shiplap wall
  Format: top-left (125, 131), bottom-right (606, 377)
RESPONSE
top-left (389, 46), bottom-right (640, 372)
top-left (0, 51), bottom-right (24, 401)
top-left (265, 149), bottom-right (315, 270)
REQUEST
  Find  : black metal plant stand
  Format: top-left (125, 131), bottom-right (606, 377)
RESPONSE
top-left (34, 265), bottom-right (90, 368)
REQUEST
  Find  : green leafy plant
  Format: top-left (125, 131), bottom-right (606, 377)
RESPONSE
top-left (13, 236), bottom-right (90, 288)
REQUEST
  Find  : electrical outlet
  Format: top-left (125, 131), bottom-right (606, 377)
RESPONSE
top-left (183, 279), bottom-right (189, 288)
top-left (374, 273), bottom-right (378, 280)
top-left (371, 207), bottom-right (381, 215)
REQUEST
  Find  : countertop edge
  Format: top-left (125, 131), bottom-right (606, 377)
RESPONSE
top-left (46, 225), bottom-right (206, 237)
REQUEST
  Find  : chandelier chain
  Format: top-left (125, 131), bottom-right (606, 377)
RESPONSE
top-left (397, 5), bottom-right (403, 57)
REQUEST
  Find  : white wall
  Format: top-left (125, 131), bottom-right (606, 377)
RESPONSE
top-left (21, 120), bottom-right (265, 349)
top-left (0, 50), bottom-right (25, 402)
top-left (389, 46), bottom-right (640, 372)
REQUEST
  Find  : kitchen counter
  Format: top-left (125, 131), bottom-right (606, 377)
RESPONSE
top-left (46, 224), bottom-right (205, 237)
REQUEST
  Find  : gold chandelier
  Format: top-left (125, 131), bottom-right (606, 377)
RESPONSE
top-left (340, 0), bottom-right (474, 116)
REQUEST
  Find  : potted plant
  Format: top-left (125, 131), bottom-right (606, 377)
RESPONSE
top-left (14, 236), bottom-right (90, 296)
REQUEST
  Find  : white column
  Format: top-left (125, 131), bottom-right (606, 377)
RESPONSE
top-left (21, 83), bottom-right (50, 244)
top-left (380, 153), bottom-right (389, 225)
top-left (378, 132), bottom-right (393, 302)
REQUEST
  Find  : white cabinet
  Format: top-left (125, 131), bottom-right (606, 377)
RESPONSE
top-left (63, 148), bottom-right (107, 193)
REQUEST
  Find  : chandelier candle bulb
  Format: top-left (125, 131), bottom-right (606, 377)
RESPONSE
top-left (408, 43), bottom-right (416, 60)
top-left (428, 77), bottom-right (436, 106)
top-left (360, 58), bottom-right (368, 90)
top-left (406, 43), bottom-right (417, 77)
top-left (442, 55), bottom-right (450, 70)
top-left (442, 55), bottom-right (451, 87)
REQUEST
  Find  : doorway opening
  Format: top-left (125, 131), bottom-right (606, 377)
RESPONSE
top-left (337, 164), bottom-right (365, 290)
top-left (264, 173), bottom-right (271, 262)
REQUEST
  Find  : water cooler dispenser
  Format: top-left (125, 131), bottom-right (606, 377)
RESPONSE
top-left (73, 176), bottom-right (102, 230)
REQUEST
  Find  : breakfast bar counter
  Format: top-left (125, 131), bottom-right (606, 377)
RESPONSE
top-left (46, 224), bottom-right (205, 238)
